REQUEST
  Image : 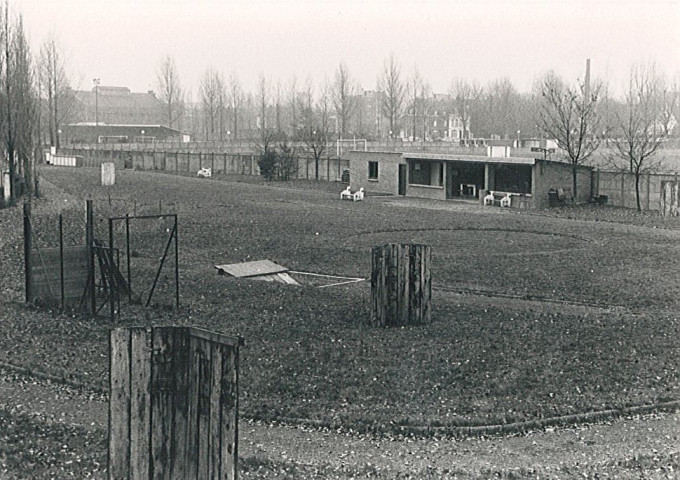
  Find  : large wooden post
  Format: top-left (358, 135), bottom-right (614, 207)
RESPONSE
top-left (109, 326), bottom-right (242, 480)
top-left (371, 243), bottom-right (431, 327)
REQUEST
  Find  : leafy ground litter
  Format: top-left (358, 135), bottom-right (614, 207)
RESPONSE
top-left (0, 166), bottom-right (679, 477)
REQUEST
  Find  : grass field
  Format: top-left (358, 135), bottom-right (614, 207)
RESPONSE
top-left (1, 166), bottom-right (679, 433)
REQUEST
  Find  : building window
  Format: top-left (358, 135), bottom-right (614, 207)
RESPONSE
top-left (409, 160), bottom-right (443, 187)
top-left (368, 161), bottom-right (379, 180)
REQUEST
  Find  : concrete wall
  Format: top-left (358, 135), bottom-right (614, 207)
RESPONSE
top-left (406, 184), bottom-right (446, 200)
top-left (597, 171), bottom-right (678, 211)
top-left (532, 160), bottom-right (592, 208)
top-left (59, 147), bottom-right (349, 182)
top-left (349, 151), bottom-right (404, 195)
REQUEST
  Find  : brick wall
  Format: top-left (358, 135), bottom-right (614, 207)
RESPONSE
top-left (349, 151), bottom-right (404, 195)
top-left (532, 160), bottom-right (593, 208)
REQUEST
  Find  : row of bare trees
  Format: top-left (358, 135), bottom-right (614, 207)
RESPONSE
top-left (0, 3), bottom-right (43, 206)
top-left (4, 3), bottom-right (677, 212)
top-left (151, 54), bottom-right (680, 207)
top-left (537, 64), bottom-right (679, 210)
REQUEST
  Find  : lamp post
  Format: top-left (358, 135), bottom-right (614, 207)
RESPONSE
top-left (516, 129), bottom-right (521, 148)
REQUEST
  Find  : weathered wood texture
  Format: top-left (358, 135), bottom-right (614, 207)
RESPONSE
top-left (371, 243), bottom-right (431, 327)
top-left (28, 246), bottom-right (89, 303)
top-left (661, 181), bottom-right (679, 217)
top-left (108, 326), bottom-right (241, 480)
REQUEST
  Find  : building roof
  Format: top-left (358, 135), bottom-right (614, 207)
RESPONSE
top-left (73, 87), bottom-right (162, 111)
top-left (402, 152), bottom-right (537, 165)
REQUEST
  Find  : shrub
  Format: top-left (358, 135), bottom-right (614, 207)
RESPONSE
top-left (258, 149), bottom-right (278, 181)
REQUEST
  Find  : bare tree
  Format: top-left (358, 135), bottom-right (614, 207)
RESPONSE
top-left (288, 76), bottom-right (298, 140)
top-left (299, 76), bottom-right (314, 135)
top-left (318, 78), bottom-right (333, 142)
top-left (216, 73), bottom-right (226, 141)
top-left (273, 79), bottom-right (283, 136)
top-left (156, 55), bottom-right (184, 129)
top-left (199, 68), bottom-right (221, 141)
top-left (256, 74), bottom-right (272, 147)
top-left (449, 78), bottom-right (481, 140)
top-left (377, 54), bottom-right (405, 138)
top-left (227, 72), bottom-right (244, 141)
top-left (482, 78), bottom-right (520, 139)
top-left (332, 62), bottom-right (358, 138)
top-left (303, 128), bottom-right (326, 181)
top-left (610, 64), bottom-right (672, 211)
top-left (1, 5), bottom-right (38, 203)
top-left (406, 65), bottom-right (429, 141)
top-left (39, 33), bottom-right (71, 148)
top-left (539, 71), bottom-right (602, 199)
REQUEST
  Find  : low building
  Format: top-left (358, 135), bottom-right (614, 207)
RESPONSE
top-left (71, 86), bottom-right (164, 126)
top-left (349, 150), bottom-right (593, 208)
top-left (61, 123), bottom-right (190, 144)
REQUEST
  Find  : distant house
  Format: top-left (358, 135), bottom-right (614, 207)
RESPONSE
top-left (60, 123), bottom-right (190, 144)
top-left (349, 148), bottom-right (593, 209)
top-left (71, 86), bottom-right (164, 126)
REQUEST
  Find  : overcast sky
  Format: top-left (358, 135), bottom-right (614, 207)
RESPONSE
top-left (14, 0), bottom-right (680, 98)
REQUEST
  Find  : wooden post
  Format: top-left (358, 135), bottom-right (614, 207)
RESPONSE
top-left (371, 243), bottom-right (431, 327)
top-left (108, 326), bottom-right (242, 480)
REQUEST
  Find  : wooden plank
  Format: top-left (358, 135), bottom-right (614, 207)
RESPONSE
top-left (151, 327), bottom-right (175, 480)
top-left (197, 338), bottom-right (212, 479)
top-left (423, 245), bottom-right (432, 323)
top-left (170, 327), bottom-right (190, 479)
top-left (411, 245), bottom-right (421, 324)
top-left (214, 259), bottom-right (288, 278)
top-left (30, 247), bottom-right (88, 300)
top-left (387, 244), bottom-right (399, 326)
top-left (220, 346), bottom-right (237, 480)
top-left (109, 328), bottom-right (131, 480)
top-left (209, 344), bottom-right (223, 479)
top-left (185, 335), bottom-right (200, 479)
top-left (400, 244), bottom-right (410, 326)
top-left (187, 327), bottom-right (243, 348)
top-left (129, 327), bottom-right (152, 480)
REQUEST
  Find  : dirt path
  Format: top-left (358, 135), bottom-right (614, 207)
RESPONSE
top-left (1, 369), bottom-right (678, 477)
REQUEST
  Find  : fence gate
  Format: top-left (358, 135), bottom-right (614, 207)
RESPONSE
top-left (109, 326), bottom-right (243, 480)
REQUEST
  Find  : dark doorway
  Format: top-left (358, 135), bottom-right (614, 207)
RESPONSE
top-left (494, 164), bottom-right (532, 193)
top-left (446, 162), bottom-right (485, 199)
top-left (398, 164), bottom-right (407, 195)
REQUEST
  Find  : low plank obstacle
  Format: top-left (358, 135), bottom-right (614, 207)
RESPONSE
top-left (371, 243), bottom-right (432, 327)
top-left (108, 326), bottom-right (243, 480)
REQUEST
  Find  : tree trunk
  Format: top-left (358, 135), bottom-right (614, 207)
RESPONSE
top-left (572, 164), bottom-right (578, 202)
top-left (635, 172), bottom-right (642, 211)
